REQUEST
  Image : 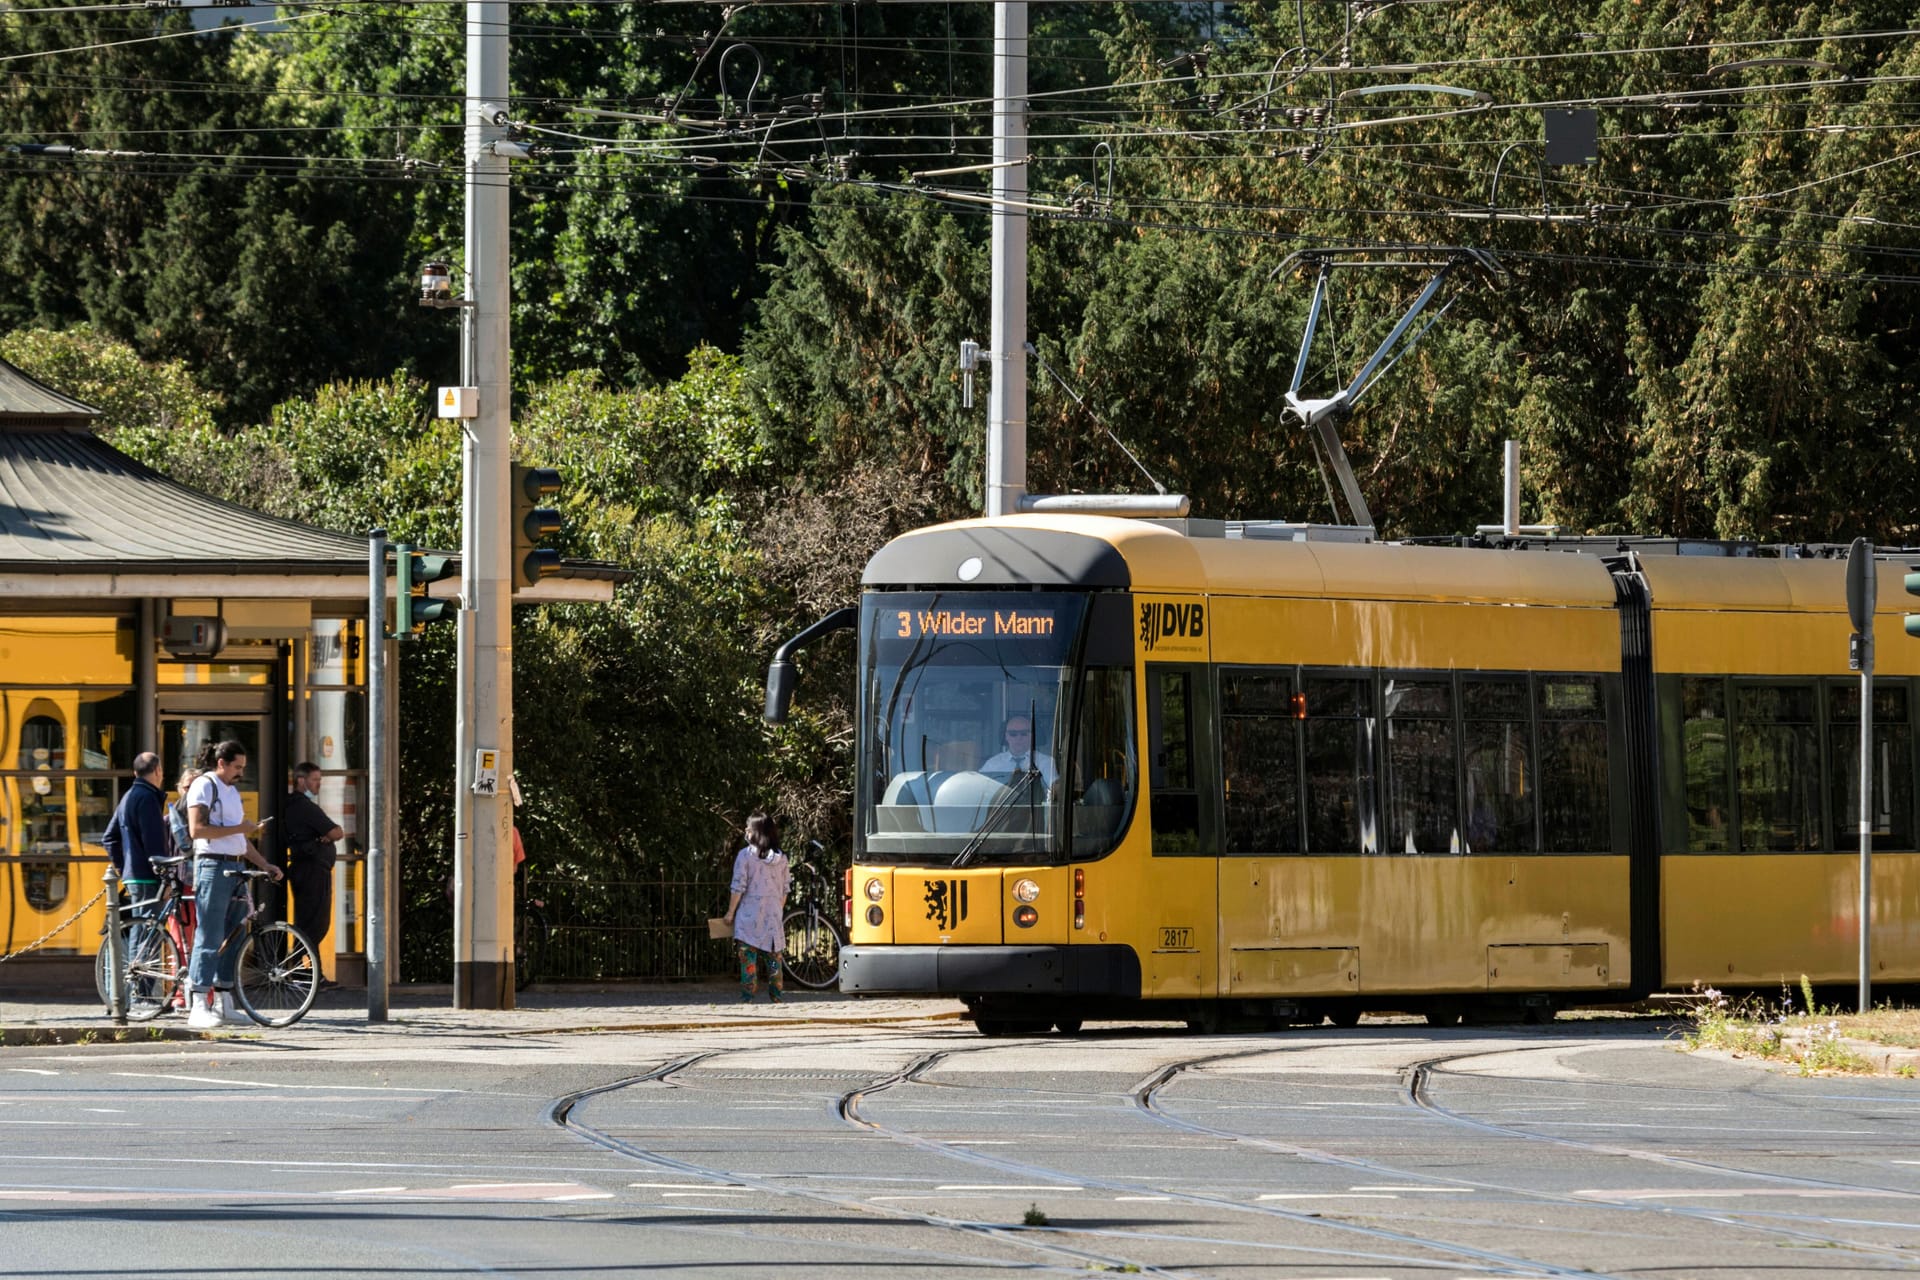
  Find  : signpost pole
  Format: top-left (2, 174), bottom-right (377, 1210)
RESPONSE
top-left (1846, 537), bottom-right (1875, 1014)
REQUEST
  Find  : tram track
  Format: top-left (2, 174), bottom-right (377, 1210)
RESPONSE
top-left (836, 1040), bottom-right (1622, 1278)
top-left (1136, 1043), bottom-right (1920, 1266)
top-left (548, 1041), bottom-right (1190, 1278)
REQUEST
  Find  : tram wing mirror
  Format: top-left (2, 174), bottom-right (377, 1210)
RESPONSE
top-left (764, 659), bottom-right (798, 725)
top-left (761, 606), bottom-right (858, 725)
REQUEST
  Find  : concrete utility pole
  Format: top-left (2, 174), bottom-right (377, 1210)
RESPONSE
top-left (453, 0), bottom-right (515, 1009)
top-left (983, 1), bottom-right (1027, 518)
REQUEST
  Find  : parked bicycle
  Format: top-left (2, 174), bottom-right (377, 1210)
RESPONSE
top-left (95, 854), bottom-right (195, 1022)
top-left (781, 843), bottom-right (844, 990)
top-left (98, 859), bottom-right (320, 1027)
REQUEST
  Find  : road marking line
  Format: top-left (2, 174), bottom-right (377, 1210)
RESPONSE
top-left (1575, 1188), bottom-right (1908, 1199)
top-left (111, 1072), bottom-right (470, 1094)
top-left (661, 1191), bottom-right (750, 1197)
top-left (1113, 1196), bottom-right (1173, 1202)
top-left (333, 1187), bottom-right (409, 1194)
top-left (5, 1070), bottom-right (58, 1077)
top-left (448, 1182), bottom-right (579, 1190)
top-left (1348, 1185), bottom-right (1467, 1193)
top-left (936, 1184), bottom-right (1083, 1192)
top-left (630, 1182), bottom-right (745, 1189)
top-left (1259, 1193), bottom-right (1399, 1201)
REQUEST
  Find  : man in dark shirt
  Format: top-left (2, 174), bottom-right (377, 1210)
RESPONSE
top-left (106, 752), bottom-right (170, 908)
top-left (284, 762), bottom-right (344, 976)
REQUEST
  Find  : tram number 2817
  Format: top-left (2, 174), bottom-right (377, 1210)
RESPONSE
top-left (1159, 927), bottom-right (1195, 951)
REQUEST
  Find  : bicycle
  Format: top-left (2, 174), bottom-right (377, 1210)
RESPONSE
top-left (216, 867), bottom-right (322, 1027)
top-left (95, 854), bottom-right (195, 1023)
top-left (781, 844), bottom-right (844, 990)
top-left (105, 862), bottom-right (321, 1027)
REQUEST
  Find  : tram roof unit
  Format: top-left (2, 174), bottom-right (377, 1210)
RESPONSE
top-left (863, 514), bottom-right (1618, 608)
top-left (862, 514), bottom-right (1920, 622)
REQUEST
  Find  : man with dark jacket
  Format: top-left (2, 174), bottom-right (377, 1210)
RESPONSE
top-left (104, 752), bottom-right (170, 909)
top-left (283, 762), bottom-right (344, 973)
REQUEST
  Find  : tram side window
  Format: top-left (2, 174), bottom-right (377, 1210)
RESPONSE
top-left (1461, 679), bottom-right (1534, 853)
top-left (1384, 677), bottom-right (1455, 854)
top-left (1071, 667), bottom-right (1137, 856)
top-left (1220, 669), bottom-right (1300, 855)
top-left (1828, 684), bottom-right (1913, 852)
top-left (1678, 678), bottom-right (1729, 852)
top-left (1736, 684), bottom-right (1820, 852)
top-left (1539, 676), bottom-right (1612, 853)
top-left (1147, 669), bottom-right (1200, 852)
top-left (1304, 676), bottom-right (1375, 853)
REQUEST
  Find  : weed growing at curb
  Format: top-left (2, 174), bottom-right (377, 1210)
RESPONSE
top-left (1678, 980), bottom-right (1882, 1075)
top-left (1023, 1204), bottom-right (1049, 1227)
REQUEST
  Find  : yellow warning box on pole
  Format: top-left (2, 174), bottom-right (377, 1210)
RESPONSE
top-left (438, 386), bottom-right (479, 419)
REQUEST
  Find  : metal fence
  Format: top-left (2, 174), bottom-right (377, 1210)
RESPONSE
top-left (525, 876), bottom-right (735, 982)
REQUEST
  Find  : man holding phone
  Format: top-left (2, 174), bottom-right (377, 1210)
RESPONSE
top-left (284, 762), bottom-right (345, 986)
top-left (185, 740), bottom-right (280, 1029)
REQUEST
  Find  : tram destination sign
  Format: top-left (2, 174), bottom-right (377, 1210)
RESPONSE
top-left (891, 607), bottom-right (1058, 638)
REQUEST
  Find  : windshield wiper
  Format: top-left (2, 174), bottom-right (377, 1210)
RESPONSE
top-left (950, 769), bottom-right (1044, 868)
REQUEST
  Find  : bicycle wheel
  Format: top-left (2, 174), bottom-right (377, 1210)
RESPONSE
top-left (515, 903), bottom-right (548, 992)
top-left (235, 923), bottom-right (320, 1027)
top-left (122, 928), bottom-right (184, 1023)
top-left (782, 909), bottom-right (841, 990)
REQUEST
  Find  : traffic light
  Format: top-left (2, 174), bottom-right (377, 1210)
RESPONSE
top-left (1906, 565), bottom-right (1920, 638)
top-left (512, 463), bottom-right (564, 591)
top-left (393, 543), bottom-right (457, 638)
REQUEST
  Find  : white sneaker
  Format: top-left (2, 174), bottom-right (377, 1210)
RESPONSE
top-left (218, 991), bottom-right (249, 1024)
top-left (187, 994), bottom-right (222, 1031)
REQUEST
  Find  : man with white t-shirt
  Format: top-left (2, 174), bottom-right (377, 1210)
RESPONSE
top-left (184, 740), bottom-right (281, 1029)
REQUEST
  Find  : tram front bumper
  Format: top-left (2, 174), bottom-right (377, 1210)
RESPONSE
top-left (839, 944), bottom-right (1140, 998)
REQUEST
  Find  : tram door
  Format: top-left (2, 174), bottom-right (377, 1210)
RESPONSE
top-left (1142, 662), bottom-right (1219, 998)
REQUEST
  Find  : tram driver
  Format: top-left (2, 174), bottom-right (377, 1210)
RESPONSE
top-left (979, 715), bottom-right (1058, 790)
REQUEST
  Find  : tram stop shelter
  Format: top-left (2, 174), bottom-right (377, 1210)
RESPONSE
top-left (0, 356), bottom-right (614, 995)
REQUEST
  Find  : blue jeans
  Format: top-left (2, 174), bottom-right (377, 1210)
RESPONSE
top-left (188, 859), bottom-right (248, 991)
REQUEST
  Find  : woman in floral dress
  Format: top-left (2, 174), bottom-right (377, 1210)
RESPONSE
top-left (724, 813), bottom-right (791, 1001)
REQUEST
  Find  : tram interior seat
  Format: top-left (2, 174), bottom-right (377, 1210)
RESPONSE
top-left (878, 770), bottom-right (950, 832)
top-left (878, 769), bottom-right (1052, 834)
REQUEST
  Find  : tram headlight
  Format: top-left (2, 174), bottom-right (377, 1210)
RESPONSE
top-left (866, 904), bottom-right (884, 927)
top-left (1011, 878), bottom-right (1039, 903)
top-left (864, 878), bottom-right (885, 902)
top-left (1012, 905), bottom-right (1038, 929)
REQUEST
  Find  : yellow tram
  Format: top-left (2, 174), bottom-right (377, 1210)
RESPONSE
top-left (769, 515), bottom-right (1920, 1033)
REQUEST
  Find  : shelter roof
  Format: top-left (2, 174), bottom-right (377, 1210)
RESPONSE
top-left (0, 355), bottom-right (101, 430)
top-left (0, 426), bottom-right (368, 572)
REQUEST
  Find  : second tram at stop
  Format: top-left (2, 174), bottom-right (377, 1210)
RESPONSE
top-left (765, 514), bottom-right (1920, 1035)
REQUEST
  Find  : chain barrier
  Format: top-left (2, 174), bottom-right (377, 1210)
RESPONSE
top-left (0, 884), bottom-right (110, 964)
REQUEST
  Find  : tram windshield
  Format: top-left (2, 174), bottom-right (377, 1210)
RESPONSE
top-left (858, 591), bottom-right (1135, 864)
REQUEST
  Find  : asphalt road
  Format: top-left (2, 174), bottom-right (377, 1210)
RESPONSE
top-left (2, 1018), bottom-right (1917, 1278)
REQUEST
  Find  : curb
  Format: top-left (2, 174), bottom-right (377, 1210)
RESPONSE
top-left (3, 1025), bottom-right (210, 1047)
top-left (2, 1008), bottom-right (968, 1046)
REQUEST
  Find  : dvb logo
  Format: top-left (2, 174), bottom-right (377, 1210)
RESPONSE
top-left (1139, 601), bottom-right (1205, 652)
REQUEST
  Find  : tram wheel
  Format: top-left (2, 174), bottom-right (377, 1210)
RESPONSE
top-left (1053, 1019), bottom-right (1084, 1036)
top-left (1425, 1001), bottom-right (1464, 1028)
top-left (1326, 1006), bottom-right (1362, 1028)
